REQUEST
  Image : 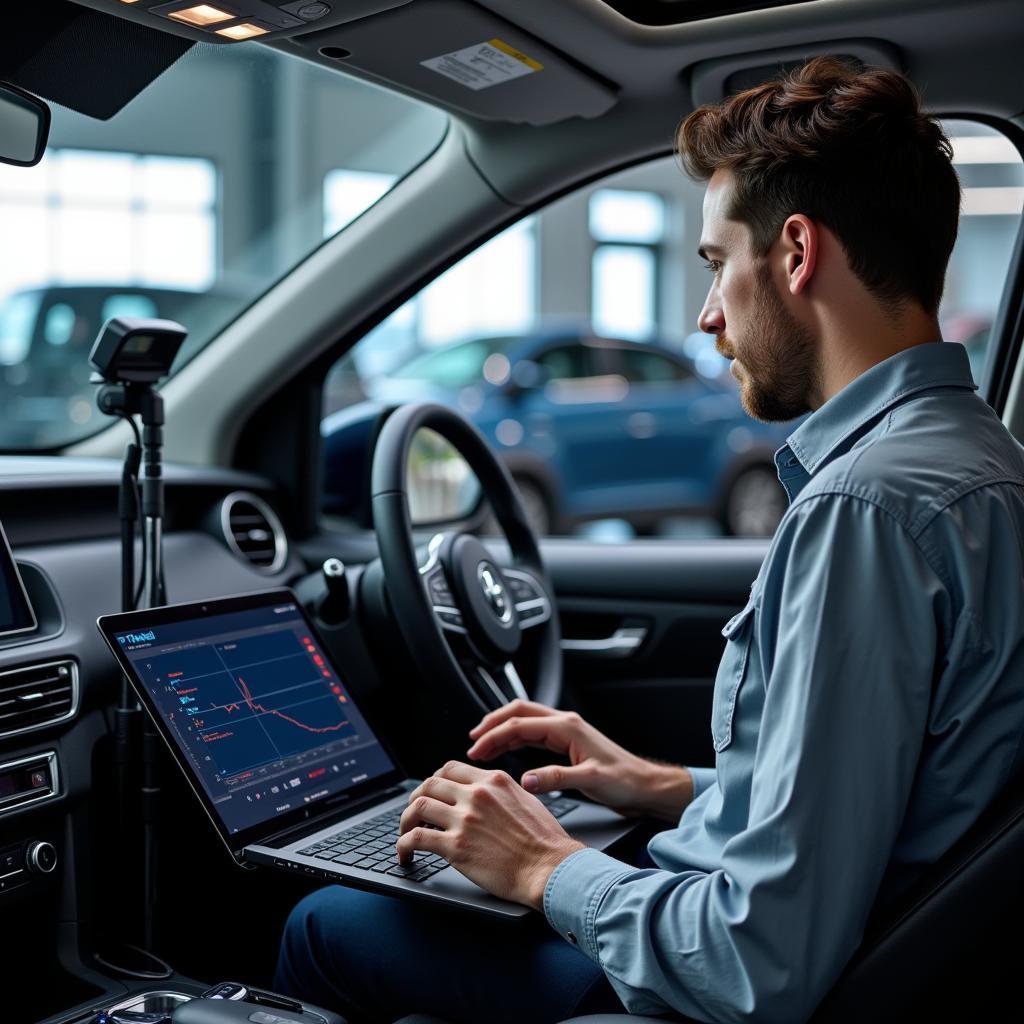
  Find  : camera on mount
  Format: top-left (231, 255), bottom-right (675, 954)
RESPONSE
top-left (89, 317), bottom-right (187, 388)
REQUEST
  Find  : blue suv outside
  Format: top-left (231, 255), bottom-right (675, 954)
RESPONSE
top-left (321, 328), bottom-right (794, 537)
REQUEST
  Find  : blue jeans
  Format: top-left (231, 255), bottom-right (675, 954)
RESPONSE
top-left (274, 884), bottom-right (627, 1024)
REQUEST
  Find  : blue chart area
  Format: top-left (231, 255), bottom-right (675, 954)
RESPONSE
top-left (147, 630), bottom-right (353, 777)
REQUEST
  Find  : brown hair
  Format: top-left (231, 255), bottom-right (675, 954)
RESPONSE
top-left (677, 56), bottom-right (961, 315)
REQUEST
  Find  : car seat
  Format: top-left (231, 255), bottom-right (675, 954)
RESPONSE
top-left (391, 768), bottom-right (1024, 1023)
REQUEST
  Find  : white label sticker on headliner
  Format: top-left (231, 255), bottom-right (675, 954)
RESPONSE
top-left (420, 38), bottom-right (543, 91)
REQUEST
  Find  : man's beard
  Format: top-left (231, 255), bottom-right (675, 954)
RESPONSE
top-left (717, 264), bottom-right (819, 423)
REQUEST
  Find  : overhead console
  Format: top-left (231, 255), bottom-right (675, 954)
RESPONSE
top-left (284, 0), bottom-right (618, 125)
top-left (73, 0), bottom-right (618, 125)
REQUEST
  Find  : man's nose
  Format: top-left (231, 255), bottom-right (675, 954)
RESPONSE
top-left (698, 287), bottom-right (724, 336)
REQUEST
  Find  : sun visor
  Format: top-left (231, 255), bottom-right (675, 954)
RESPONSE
top-left (1, 3), bottom-right (192, 121)
top-left (287, 0), bottom-right (618, 126)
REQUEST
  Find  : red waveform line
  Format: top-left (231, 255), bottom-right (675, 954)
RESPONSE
top-left (234, 676), bottom-right (350, 735)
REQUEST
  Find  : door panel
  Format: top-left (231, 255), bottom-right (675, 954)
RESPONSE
top-left (539, 538), bottom-right (767, 768)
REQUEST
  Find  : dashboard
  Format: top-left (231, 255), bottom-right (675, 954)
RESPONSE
top-left (0, 455), bottom-right (304, 915)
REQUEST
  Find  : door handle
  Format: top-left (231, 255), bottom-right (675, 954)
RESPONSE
top-left (560, 626), bottom-right (648, 657)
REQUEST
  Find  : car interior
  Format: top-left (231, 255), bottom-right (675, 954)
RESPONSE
top-left (2, 0), bottom-right (1024, 1021)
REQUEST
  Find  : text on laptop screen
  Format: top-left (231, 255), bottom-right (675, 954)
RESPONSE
top-left (114, 600), bottom-right (396, 835)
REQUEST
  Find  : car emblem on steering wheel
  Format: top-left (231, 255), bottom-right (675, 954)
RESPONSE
top-left (477, 563), bottom-right (512, 623)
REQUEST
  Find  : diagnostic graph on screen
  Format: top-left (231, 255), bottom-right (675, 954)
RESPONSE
top-left (143, 629), bottom-right (354, 778)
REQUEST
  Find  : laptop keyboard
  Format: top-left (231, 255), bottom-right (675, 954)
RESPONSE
top-left (296, 793), bottom-right (579, 883)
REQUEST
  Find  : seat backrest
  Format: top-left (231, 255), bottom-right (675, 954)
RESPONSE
top-left (811, 771), bottom-right (1024, 1021)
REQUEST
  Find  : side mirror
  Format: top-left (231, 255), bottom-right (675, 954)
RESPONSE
top-left (0, 82), bottom-right (50, 167)
top-left (407, 427), bottom-right (482, 525)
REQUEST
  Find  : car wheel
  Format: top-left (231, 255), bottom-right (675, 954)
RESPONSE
top-left (513, 476), bottom-right (553, 536)
top-left (722, 465), bottom-right (787, 537)
top-left (481, 475), bottom-right (553, 537)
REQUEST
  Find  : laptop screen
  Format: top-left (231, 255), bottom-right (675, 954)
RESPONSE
top-left (100, 592), bottom-right (398, 843)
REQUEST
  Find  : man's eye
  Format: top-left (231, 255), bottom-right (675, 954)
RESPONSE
top-left (703, 260), bottom-right (721, 274)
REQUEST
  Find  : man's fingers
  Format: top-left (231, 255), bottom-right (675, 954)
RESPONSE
top-left (433, 759), bottom-right (488, 783)
top-left (395, 824), bottom-right (449, 866)
top-left (522, 763), bottom-right (593, 795)
top-left (406, 775), bottom-right (462, 807)
top-left (467, 716), bottom-right (573, 761)
top-left (399, 796), bottom-right (456, 836)
top-left (467, 699), bottom-right (552, 740)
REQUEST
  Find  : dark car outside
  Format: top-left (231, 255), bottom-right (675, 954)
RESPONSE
top-left (0, 284), bottom-right (238, 448)
top-left (321, 328), bottom-right (794, 537)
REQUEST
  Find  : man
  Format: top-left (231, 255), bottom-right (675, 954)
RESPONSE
top-left (276, 57), bottom-right (1024, 1022)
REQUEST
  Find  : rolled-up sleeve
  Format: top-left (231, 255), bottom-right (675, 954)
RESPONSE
top-left (687, 766), bottom-right (717, 803)
top-left (545, 494), bottom-right (947, 1023)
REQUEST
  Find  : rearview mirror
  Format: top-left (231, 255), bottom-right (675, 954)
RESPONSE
top-left (0, 82), bottom-right (50, 167)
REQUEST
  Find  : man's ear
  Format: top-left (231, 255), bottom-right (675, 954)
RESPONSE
top-left (780, 214), bottom-right (817, 296)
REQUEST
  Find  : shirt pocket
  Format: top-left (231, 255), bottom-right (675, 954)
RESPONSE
top-left (711, 598), bottom-right (757, 753)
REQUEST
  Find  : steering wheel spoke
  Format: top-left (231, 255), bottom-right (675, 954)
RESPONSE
top-left (503, 568), bottom-right (552, 629)
top-left (468, 660), bottom-right (530, 706)
top-left (421, 559), bottom-right (467, 634)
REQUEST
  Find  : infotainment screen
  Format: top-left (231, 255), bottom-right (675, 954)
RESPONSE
top-left (0, 522), bottom-right (37, 639)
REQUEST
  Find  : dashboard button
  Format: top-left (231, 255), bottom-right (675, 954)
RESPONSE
top-left (27, 841), bottom-right (57, 874)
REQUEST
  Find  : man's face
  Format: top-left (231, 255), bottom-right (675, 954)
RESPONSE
top-left (697, 170), bottom-right (818, 422)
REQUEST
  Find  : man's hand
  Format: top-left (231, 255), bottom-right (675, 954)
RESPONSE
top-left (396, 761), bottom-right (584, 910)
top-left (466, 699), bottom-right (694, 823)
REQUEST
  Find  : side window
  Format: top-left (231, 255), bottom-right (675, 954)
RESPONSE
top-left (536, 345), bottom-right (594, 382)
top-left (617, 347), bottom-right (691, 385)
top-left (321, 122), bottom-right (1023, 539)
top-left (939, 120), bottom-right (1024, 386)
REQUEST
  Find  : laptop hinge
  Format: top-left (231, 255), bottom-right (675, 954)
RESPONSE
top-left (260, 786), bottom-right (406, 849)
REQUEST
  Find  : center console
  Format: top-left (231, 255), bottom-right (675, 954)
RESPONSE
top-left (43, 981), bottom-right (345, 1024)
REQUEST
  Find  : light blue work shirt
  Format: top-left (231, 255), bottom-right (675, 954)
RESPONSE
top-left (544, 341), bottom-right (1024, 1022)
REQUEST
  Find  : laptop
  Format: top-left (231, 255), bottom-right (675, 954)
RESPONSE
top-left (97, 588), bottom-right (636, 919)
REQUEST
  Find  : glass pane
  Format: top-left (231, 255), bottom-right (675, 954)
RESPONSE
top-left (323, 169), bottom-right (397, 236)
top-left (138, 155), bottom-right (217, 209)
top-left (54, 150), bottom-right (135, 204)
top-left (618, 347), bottom-right (687, 384)
top-left (940, 120), bottom-right (1024, 387)
top-left (418, 219), bottom-right (535, 346)
top-left (592, 245), bottom-right (655, 339)
top-left (589, 189), bottom-right (665, 243)
top-left (537, 345), bottom-right (592, 381)
top-left (101, 294), bottom-right (159, 322)
top-left (138, 210), bottom-right (216, 289)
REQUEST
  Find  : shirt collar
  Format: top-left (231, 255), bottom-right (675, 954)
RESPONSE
top-left (775, 341), bottom-right (978, 498)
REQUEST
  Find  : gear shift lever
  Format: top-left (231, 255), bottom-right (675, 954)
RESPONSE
top-left (318, 558), bottom-right (350, 625)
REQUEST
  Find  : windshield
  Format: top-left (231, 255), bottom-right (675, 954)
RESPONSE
top-left (0, 44), bottom-right (447, 450)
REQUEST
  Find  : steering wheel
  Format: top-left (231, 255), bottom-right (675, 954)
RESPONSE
top-left (370, 402), bottom-right (561, 716)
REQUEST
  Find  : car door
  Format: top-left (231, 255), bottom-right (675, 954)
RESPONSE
top-left (512, 341), bottom-right (634, 518)
top-left (595, 343), bottom-right (727, 515)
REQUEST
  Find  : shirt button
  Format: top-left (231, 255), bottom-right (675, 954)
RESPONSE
top-left (566, 930), bottom-right (578, 945)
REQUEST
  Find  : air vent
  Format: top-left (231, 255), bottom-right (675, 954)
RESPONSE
top-left (0, 661), bottom-right (78, 739)
top-left (220, 491), bottom-right (288, 573)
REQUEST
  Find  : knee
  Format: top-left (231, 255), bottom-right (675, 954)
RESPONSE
top-left (277, 885), bottom-right (352, 996)
top-left (280, 886), bottom-right (347, 963)
top-left (276, 885), bottom-right (394, 1008)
